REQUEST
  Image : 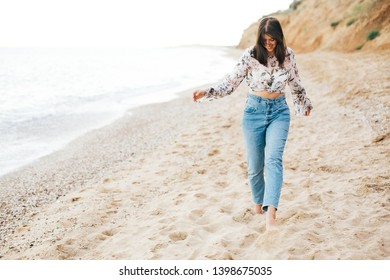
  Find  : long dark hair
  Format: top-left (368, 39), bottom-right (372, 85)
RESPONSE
top-left (253, 17), bottom-right (286, 67)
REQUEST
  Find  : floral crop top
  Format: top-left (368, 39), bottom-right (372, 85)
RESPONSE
top-left (204, 46), bottom-right (313, 115)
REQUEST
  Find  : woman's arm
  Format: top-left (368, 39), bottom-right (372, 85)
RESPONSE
top-left (287, 49), bottom-right (313, 116)
top-left (193, 48), bottom-right (251, 101)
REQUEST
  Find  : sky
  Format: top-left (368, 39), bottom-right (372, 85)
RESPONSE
top-left (0, 0), bottom-right (293, 47)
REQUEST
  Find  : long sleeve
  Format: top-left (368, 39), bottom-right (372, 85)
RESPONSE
top-left (204, 48), bottom-right (251, 99)
top-left (288, 50), bottom-right (313, 115)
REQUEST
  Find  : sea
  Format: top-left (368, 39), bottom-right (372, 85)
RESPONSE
top-left (0, 46), bottom-right (236, 177)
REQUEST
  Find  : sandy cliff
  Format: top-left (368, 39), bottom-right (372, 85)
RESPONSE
top-left (238, 0), bottom-right (390, 52)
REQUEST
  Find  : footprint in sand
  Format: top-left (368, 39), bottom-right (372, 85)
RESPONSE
top-left (176, 144), bottom-right (189, 149)
top-left (239, 162), bottom-right (247, 170)
top-left (208, 149), bottom-right (220, 157)
top-left (194, 193), bottom-right (207, 199)
top-left (308, 193), bottom-right (323, 203)
top-left (281, 210), bottom-right (319, 223)
top-left (175, 199), bottom-right (183, 205)
top-left (189, 209), bottom-right (205, 220)
top-left (216, 181), bottom-right (228, 189)
top-left (158, 224), bottom-right (175, 235)
top-left (239, 233), bottom-right (258, 248)
top-left (103, 178), bottom-right (111, 184)
top-left (206, 251), bottom-right (235, 260)
top-left (150, 208), bottom-right (164, 216)
top-left (70, 196), bottom-right (81, 202)
top-left (150, 243), bottom-right (168, 253)
top-left (219, 206), bottom-right (232, 214)
top-left (232, 208), bottom-right (254, 224)
top-left (111, 199), bottom-right (122, 207)
top-left (202, 225), bottom-right (217, 233)
top-left (101, 229), bottom-right (116, 237)
top-left (168, 232), bottom-right (188, 242)
top-left (314, 221), bottom-right (325, 229)
top-left (317, 165), bottom-right (340, 173)
top-left (255, 228), bottom-right (282, 249)
top-left (105, 209), bottom-right (118, 215)
top-left (97, 229), bottom-right (118, 241)
top-left (56, 239), bottom-right (77, 259)
top-left (97, 234), bottom-right (108, 241)
top-left (59, 218), bottom-right (77, 230)
top-left (180, 170), bottom-right (193, 179)
top-left (306, 231), bottom-right (323, 243)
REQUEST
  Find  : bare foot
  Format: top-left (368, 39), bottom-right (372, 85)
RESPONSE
top-left (255, 204), bottom-right (263, 214)
top-left (265, 206), bottom-right (277, 231)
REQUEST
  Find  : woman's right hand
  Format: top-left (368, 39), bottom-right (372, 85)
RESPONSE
top-left (192, 90), bottom-right (206, 102)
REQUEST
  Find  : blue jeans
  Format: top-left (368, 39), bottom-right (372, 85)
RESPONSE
top-left (242, 93), bottom-right (290, 212)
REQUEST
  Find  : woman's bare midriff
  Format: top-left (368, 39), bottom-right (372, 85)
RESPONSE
top-left (250, 90), bottom-right (284, 99)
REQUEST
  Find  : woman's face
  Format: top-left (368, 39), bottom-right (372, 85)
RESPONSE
top-left (263, 34), bottom-right (276, 55)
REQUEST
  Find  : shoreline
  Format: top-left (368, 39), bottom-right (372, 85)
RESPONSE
top-left (0, 87), bottom-right (187, 180)
top-left (1, 49), bottom-right (389, 259)
top-left (0, 45), bottom-right (238, 179)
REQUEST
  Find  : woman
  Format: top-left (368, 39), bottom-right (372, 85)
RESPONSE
top-left (192, 17), bottom-right (313, 230)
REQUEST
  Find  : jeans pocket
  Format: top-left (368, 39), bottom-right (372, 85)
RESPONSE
top-left (244, 99), bottom-right (257, 113)
top-left (277, 101), bottom-right (289, 112)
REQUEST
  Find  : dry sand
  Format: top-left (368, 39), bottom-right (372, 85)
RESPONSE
top-left (0, 49), bottom-right (389, 260)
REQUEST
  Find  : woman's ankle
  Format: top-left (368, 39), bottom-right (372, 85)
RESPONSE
top-left (265, 206), bottom-right (277, 230)
top-left (255, 204), bottom-right (263, 214)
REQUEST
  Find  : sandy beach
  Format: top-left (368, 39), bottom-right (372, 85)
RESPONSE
top-left (0, 48), bottom-right (389, 260)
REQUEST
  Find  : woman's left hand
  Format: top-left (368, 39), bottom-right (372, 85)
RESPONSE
top-left (304, 108), bottom-right (311, 116)
top-left (192, 90), bottom-right (206, 102)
